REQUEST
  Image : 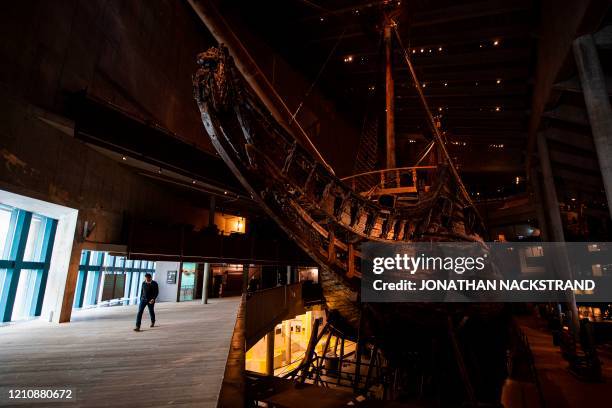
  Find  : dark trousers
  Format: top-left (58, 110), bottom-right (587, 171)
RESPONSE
top-left (136, 299), bottom-right (155, 328)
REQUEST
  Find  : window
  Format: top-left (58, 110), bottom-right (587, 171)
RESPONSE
top-left (12, 269), bottom-right (40, 320)
top-left (23, 215), bottom-right (44, 262)
top-left (0, 205), bottom-right (14, 257)
top-left (0, 204), bottom-right (57, 322)
top-left (73, 251), bottom-right (156, 308)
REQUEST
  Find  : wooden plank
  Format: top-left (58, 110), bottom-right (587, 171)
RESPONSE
top-left (0, 298), bottom-right (241, 407)
top-left (217, 295), bottom-right (245, 408)
top-left (327, 230), bottom-right (336, 262)
top-left (347, 244), bottom-right (355, 279)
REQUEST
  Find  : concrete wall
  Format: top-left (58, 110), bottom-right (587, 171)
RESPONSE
top-left (0, 0), bottom-right (216, 153)
top-left (0, 95), bottom-right (213, 321)
top-left (0, 96), bottom-right (211, 245)
top-left (155, 261), bottom-right (181, 302)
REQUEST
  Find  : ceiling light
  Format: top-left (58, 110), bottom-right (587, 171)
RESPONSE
top-left (438, 47), bottom-right (442, 51)
top-left (443, 82), bottom-right (448, 86)
top-left (420, 48), bottom-right (424, 53)
top-left (495, 106), bottom-right (501, 112)
top-left (122, 156), bottom-right (127, 161)
top-left (496, 79), bottom-right (502, 84)
top-left (493, 40), bottom-right (500, 46)
top-left (192, 180), bottom-right (196, 184)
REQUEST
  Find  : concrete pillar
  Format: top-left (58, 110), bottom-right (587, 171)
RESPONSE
top-left (537, 133), bottom-right (565, 241)
top-left (266, 330), bottom-right (275, 376)
top-left (201, 262), bottom-right (210, 304)
top-left (537, 132), bottom-right (580, 337)
top-left (283, 320), bottom-right (292, 364)
top-left (58, 239), bottom-right (83, 323)
top-left (176, 262), bottom-right (183, 302)
top-left (573, 34), bottom-right (612, 218)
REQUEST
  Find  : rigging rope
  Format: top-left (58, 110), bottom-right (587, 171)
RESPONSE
top-left (290, 27), bottom-right (347, 124)
top-left (413, 140), bottom-right (435, 166)
top-left (391, 21), bottom-right (478, 211)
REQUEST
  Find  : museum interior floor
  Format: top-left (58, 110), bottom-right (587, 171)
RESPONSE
top-left (0, 298), bottom-right (240, 407)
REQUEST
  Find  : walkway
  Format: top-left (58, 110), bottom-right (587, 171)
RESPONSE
top-left (520, 316), bottom-right (612, 407)
top-left (0, 298), bottom-right (241, 407)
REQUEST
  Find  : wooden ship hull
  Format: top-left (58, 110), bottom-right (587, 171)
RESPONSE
top-left (193, 47), bottom-right (491, 332)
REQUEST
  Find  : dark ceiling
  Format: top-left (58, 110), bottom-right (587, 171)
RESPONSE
top-left (217, 0), bottom-right (538, 175)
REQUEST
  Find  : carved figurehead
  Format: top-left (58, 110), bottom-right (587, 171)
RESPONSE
top-left (193, 46), bottom-right (231, 112)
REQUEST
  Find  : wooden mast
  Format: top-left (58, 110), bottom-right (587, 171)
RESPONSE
top-left (384, 22), bottom-right (396, 169)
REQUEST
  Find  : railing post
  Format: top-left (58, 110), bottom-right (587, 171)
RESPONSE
top-left (266, 330), bottom-right (275, 376)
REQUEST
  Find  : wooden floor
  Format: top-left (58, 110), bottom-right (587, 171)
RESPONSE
top-left (0, 298), bottom-right (241, 408)
top-left (519, 316), bottom-right (612, 408)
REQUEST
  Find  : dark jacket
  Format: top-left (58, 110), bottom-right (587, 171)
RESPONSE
top-left (140, 281), bottom-right (159, 301)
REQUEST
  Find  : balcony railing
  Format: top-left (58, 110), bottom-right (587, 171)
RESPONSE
top-left (341, 166), bottom-right (437, 199)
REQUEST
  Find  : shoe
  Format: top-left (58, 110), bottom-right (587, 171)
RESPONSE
top-left (150, 322), bottom-right (155, 328)
top-left (134, 327), bottom-right (140, 331)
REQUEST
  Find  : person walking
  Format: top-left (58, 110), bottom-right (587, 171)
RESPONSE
top-left (134, 273), bottom-right (159, 331)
